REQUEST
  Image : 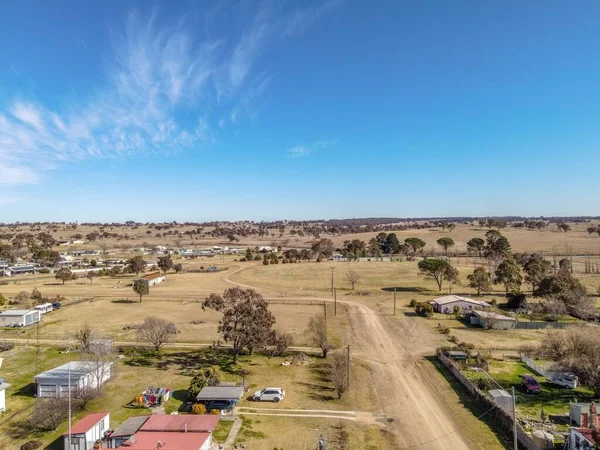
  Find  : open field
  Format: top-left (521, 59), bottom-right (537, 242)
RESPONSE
top-left (3, 297), bottom-right (321, 345)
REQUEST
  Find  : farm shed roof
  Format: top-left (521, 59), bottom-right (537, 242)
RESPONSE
top-left (472, 310), bottom-right (516, 321)
top-left (0, 309), bottom-right (36, 316)
top-left (196, 386), bottom-right (245, 401)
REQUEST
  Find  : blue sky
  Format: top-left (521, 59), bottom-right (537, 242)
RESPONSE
top-left (1, 1), bottom-right (599, 222)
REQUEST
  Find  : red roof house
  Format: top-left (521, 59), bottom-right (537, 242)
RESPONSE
top-left (63, 412), bottom-right (109, 450)
top-left (118, 431), bottom-right (211, 450)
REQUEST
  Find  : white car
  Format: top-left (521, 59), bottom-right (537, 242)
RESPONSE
top-left (253, 387), bottom-right (286, 402)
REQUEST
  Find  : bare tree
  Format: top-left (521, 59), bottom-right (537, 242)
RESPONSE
top-left (345, 271), bottom-right (361, 290)
top-left (540, 327), bottom-right (600, 395)
top-left (73, 322), bottom-right (97, 352)
top-left (331, 350), bottom-right (349, 399)
top-left (28, 399), bottom-right (71, 431)
top-left (136, 317), bottom-right (173, 351)
top-left (98, 241), bottom-right (110, 266)
top-left (308, 316), bottom-right (331, 358)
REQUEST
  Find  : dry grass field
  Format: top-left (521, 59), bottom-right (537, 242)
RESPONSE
top-left (1, 222), bottom-right (599, 449)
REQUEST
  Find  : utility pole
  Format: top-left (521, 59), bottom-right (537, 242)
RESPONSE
top-left (68, 362), bottom-right (72, 449)
top-left (330, 267), bottom-right (334, 294)
top-left (334, 288), bottom-right (337, 316)
top-left (346, 345), bottom-right (351, 389)
top-left (512, 386), bottom-right (517, 450)
top-left (393, 287), bottom-right (397, 316)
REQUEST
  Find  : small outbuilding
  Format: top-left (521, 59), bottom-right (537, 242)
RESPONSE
top-left (0, 309), bottom-right (41, 327)
top-left (0, 378), bottom-right (11, 413)
top-left (430, 295), bottom-right (491, 314)
top-left (470, 310), bottom-right (517, 330)
top-left (34, 361), bottom-right (113, 398)
top-left (488, 389), bottom-right (514, 415)
top-left (134, 272), bottom-right (166, 289)
top-left (63, 412), bottom-right (110, 450)
top-left (196, 386), bottom-right (245, 410)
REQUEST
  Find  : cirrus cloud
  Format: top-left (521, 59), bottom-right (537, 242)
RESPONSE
top-left (0, 2), bottom-right (340, 188)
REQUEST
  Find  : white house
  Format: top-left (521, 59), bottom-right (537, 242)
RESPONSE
top-left (0, 378), bottom-right (11, 413)
top-left (35, 303), bottom-right (54, 315)
top-left (0, 309), bottom-right (41, 327)
top-left (64, 412), bottom-right (110, 450)
top-left (470, 310), bottom-right (517, 330)
top-left (34, 361), bottom-right (113, 398)
top-left (429, 295), bottom-right (491, 314)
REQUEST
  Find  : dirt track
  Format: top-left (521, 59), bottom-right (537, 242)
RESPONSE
top-left (223, 267), bottom-right (471, 449)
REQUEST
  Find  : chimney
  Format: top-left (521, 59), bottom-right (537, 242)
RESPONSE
top-left (590, 402), bottom-right (597, 430)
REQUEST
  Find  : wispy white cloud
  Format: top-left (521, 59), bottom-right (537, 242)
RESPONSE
top-left (287, 146), bottom-right (311, 158)
top-left (286, 138), bottom-right (338, 158)
top-left (0, 2), bottom-right (340, 187)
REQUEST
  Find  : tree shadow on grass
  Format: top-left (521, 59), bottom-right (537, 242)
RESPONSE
top-left (293, 362), bottom-right (336, 401)
top-left (381, 286), bottom-right (428, 293)
top-left (154, 349), bottom-right (239, 376)
top-left (43, 283), bottom-right (65, 286)
top-left (425, 356), bottom-right (512, 449)
top-left (111, 299), bottom-right (138, 304)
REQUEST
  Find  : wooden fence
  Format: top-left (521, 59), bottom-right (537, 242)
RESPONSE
top-left (437, 352), bottom-right (541, 450)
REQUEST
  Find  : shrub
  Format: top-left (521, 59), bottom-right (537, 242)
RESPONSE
top-left (210, 409), bottom-right (220, 415)
top-left (192, 404), bottom-right (207, 415)
top-left (0, 294), bottom-right (6, 306)
top-left (449, 335), bottom-right (459, 344)
top-left (21, 441), bottom-right (43, 450)
top-left (39, 268), bottom-right (50, 274)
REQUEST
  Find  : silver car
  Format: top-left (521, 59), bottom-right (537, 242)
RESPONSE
top-left (253, 387), bottom-right (285, 402)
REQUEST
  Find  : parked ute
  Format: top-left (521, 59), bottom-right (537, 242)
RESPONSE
top-left (521, 375), bottom-right (541, 394)
top-left (253, 387), bottom-right (285, 402)
top-left (52, 302), bottom-right (61, 309)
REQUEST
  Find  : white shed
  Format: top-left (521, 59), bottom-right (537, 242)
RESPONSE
top-left (63, 412), bottom-right (109, 450)
top-left (0, 309), bottom-right (41, 327)
top-left (34, 361), bottom-right (113, 398)
top-left (488, 389), bottom-right (513, 415)
top-left (0, 378), bottom-right (11, 413)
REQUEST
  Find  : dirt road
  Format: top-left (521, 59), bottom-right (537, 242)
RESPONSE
top-left (223, 267), bottom-right (472, 449)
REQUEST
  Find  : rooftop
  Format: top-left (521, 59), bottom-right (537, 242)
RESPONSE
top-left (35, 361), bottom-right (112, 380)
top-left (141, 272), bottom-right (163, 281)
top-left (196, 386), bottom-right (245, 401)
top-left (574, 428), bottom-right (599, 444)
top-left (472, 310), bottom-right (516, 321)
top-left (119, 431), bottom-right (210, 449)
top-left (431, 295), bottom-right (490, 307)
top-left (63, 412), bottom-right (109, 435)
top-left (140, 415), bottom-right (220, 433)
top-left (110, 416), bottom-right (150, 438)
top-left (0, 309), bottom-right (36, 316)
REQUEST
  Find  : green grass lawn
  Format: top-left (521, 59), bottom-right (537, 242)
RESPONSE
top-left (463, 360), bottom-right (595, 419)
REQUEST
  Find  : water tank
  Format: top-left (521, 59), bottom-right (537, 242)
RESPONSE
top-left (532, 430), bottom-right (554, 449)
